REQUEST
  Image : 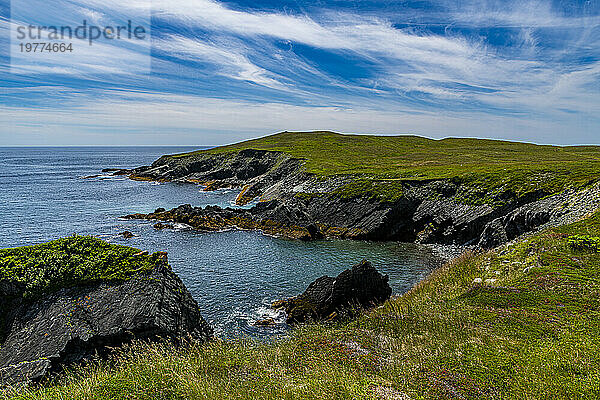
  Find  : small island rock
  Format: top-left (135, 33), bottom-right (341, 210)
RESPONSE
top-left (273, 260), bottom-right (392, 324)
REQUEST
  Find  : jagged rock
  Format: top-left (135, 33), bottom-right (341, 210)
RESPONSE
top-left (154, 222), bottom-right (175, 230)
top-left (101, 168), bottom-right (131, 176)
top-left (118, 148), bottom-right (600, 247)
top-left (0, 265), bottom-right (212, 386)
top-left (253, 318), bottom-right (276, 327)
top-left (478, 185), bottom-right (600, 248)
top-left (120, 231), bottom-right (135, 239)
top-left (124, 202), bottom-right (325, 240)
top-left (272, 260), bottom-right (392, 324)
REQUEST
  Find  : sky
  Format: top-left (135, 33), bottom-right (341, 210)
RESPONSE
top-left (0, 0), bottom-right (599, 146)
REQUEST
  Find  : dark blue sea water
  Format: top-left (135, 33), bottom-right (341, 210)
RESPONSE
top-left (0, 147), bottom-right (443, 338)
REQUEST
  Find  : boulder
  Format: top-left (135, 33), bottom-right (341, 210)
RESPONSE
top-left (0, 265), bottom-right (212, 386)
top-left (273, 260), bottom-right (392, 324)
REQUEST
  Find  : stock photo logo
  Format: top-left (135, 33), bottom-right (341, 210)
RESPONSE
top-left (15, 20), bottom-right (147, 46)
top-left (10, 0), bottom-right (151, 75)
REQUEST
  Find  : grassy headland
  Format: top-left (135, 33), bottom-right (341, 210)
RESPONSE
top-left (167, 131), bottom-right (600, 205)
top-left (6, 212), bottom-right (600, 399)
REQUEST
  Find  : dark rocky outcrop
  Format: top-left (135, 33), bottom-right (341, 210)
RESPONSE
top-left (117, 149), bottom-right (305, 205)
top-left (253, 318), bottom-right (276, 327)
top-left (124, 202), bottom-right (326, 241)
top-left (0, 263), bottom-right (212, 386)
top-left (272, 260), bottom-right (392, 324)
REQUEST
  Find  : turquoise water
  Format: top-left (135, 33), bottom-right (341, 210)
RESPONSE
top-left (0, 147), bottom-right (444, 337)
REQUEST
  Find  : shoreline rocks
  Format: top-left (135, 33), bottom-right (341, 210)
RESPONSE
top-left (123, 202), bottom-right (326, 241)
top-left (154, 222), bottom-right (175, 230)
top-left (253, 318), bottom-right (276, 327)
top-left (272, 260), bottom-right (392, 324)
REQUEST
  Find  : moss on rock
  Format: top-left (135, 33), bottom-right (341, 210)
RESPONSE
top-left (0, 236), bottom-right (166, 300)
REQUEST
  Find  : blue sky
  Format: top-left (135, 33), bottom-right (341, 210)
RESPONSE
top-left (0, 0), bottom-right (599, 146)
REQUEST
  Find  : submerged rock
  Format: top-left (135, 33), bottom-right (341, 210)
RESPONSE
top-left (273, 260), bottom-right (392, 324)
top-left (253, 318), bottom-right (276, 327)
top-left (120, 231), bottom-right (135, 239)
top-left (0, 263), bottom-right (212, 386)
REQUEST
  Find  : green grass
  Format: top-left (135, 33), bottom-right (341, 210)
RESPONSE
top-left (6, 212), bottom-right (600, 399)
top-left (0, 236), bottom-right (165, 301)
top-left (330, 178), bottom-right (405, 202)
top-left (169, 131), bottom-right (600, 204)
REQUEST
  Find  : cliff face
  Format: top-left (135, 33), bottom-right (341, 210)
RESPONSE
top-left (0, 257), bottom-right (212, 386)
top-left (123, 149), bottom-right (600, 248)
top-left (131, 149), bottom-right (305, 205)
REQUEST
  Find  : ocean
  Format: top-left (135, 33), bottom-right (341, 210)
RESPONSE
top-left (0, 147), bottom-right (443, 338)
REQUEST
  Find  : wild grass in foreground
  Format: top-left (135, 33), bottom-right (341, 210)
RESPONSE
top-left (5, 212), bottom-right (600, 399)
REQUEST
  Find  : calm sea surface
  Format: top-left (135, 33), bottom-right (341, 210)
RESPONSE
top-left (0, 147), bottom-right (443, 338)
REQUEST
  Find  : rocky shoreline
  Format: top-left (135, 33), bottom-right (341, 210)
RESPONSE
top-left (0, 236), bottom-right (398, 387)
top-left (114, 148), bottom-right (600, 248)
top-left (12, 139), bottom-right (592, 387)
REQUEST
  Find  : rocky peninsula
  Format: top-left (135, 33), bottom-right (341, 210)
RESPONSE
top-left (4, 132), bottom-right (600, 398)
top-left (118, 131), bottom-right (600, 248)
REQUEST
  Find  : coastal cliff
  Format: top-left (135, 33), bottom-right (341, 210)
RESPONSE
top-left (121, 131), bottom-right (600, 247)
top-left (0, 237), bottom-right (212, 385)
top-left (5, 132), bottom-right (600, 398)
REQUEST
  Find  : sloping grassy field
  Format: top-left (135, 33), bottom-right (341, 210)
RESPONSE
top-left (6, 211), bottom-right (600, 399)
top-left (170, 131), bottom-right (600, 204)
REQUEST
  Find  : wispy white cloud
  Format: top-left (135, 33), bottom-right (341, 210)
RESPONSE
top-left (1, 91), bottom-right (595, 145)
top-left (447, 0), bottom-right (600, 28)
top-left (153, 35), bottom-right (287, 89)
top-left (146, 0), bottom-right (599, 113)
